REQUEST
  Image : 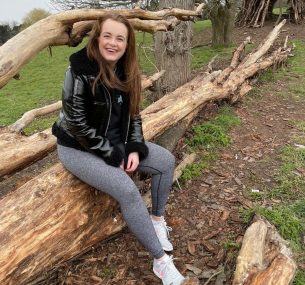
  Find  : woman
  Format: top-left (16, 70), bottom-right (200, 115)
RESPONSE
top-left (52, 13), bottom-right (185, 285)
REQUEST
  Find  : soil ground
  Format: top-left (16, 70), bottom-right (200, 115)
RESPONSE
top-left (2, 20), bottom-right (305, 285)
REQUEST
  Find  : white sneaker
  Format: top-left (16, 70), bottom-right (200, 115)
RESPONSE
top-left (151, 216), bottom-right (174, 251)
top-left (153, 255), bottom-right (185, 285)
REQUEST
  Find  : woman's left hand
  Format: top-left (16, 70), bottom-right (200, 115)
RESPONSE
top-left (125, 152), bottom-right (139, 173)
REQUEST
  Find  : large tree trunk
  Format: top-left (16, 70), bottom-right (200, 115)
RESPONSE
top-left (209, 0), bottom-right (236, 46)
top-left (0, 20), bottom-right (291, 285)
top-left (154, 0), bottom-right (194, 98)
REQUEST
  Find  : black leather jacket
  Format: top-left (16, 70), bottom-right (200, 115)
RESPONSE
top-left (52, 47), bottom-right (148, 167)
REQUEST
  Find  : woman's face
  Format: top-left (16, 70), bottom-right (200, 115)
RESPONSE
top-left (98, 19), bottom-right (128, 67)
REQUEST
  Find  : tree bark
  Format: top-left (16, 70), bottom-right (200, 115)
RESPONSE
top-left (233, 215), bottom-right (297, 285)
top-left (0, 21), bottom-right (292, 285)
top-left (154, 0), bottom-right (194, 97)
top-left (209, 0), bottom-right (237, 46)
top-left (0, 129), bottom-right (56, 178)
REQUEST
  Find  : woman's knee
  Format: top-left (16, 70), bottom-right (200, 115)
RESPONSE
top-left (147, 142), bottom-right (175, 169)
top-left (157, 147), bottom-right (175, 171)
top-left (116, 184), bottom-right (142, 206)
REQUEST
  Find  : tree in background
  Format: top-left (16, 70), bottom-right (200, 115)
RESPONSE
top-left (0, 23), bottom-right (20, 45)
top-left (208, 0), bottom-right (237, 46)
top-left (21, 9), bottom-right (51, 30)
top-left (154, 0), bottom-right (194, 97)
top-left (197, 0), bottom-right (238, 47)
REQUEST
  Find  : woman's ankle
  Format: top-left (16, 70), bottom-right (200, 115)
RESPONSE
top-left (151, 215), bottom-right (163, 222)
top-left (155, 253), bottom-right (168, 262)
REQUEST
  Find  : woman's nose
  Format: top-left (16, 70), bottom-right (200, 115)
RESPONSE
top-left (109, 38), bottom-right (116, 46)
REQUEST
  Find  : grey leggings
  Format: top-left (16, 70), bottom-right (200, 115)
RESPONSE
top-left (57, 142), bottom-right (175, 259)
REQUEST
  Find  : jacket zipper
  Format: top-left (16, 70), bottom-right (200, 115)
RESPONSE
top-left (101, 83), bottom-right (112, 136)
top-left (125, 115), bottom-right (130, 144)
top-left (102, 82), bottom-right (130, 143)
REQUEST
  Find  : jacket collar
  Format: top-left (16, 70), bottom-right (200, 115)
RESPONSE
top-left (69, 47), bottom-right (99, 76)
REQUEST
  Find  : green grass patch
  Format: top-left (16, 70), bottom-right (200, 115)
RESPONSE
top-left (97, 266), bottom-right (116, 279)
top-left (268, 144), bottom-right (305, 200)
top-left (222, 239), bottom-right (241, 251)
top-left (192, 20), bottom-right (212, 33)
top-left (0, 43), bottom-right (86, 128)
top-left (191, 45), bottom-right (234, 70)
top-left (257, 205), bottom-right (303, 250)
top-left (186, 105), bottom-right (240, 150)
top-left (181, 105), bottom-right (240, 182)
top-left (23, 113), bottom-right (59, 135)
top-left (293, 120), bottom-right (305, 132)
top-left (294, 269), bottom-right (305, 285)
top-left (180, 160), bottom-right (209, 182)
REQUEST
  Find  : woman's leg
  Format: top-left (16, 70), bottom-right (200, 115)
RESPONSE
top-left (138, 142), bottom-right (175, 217)
top-left (57, 144), bottom-right (165, 259)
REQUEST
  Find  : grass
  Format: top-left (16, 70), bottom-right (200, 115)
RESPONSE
top-left (222, 239), bottom-right (241, 251)
top-left (181, 105), bottom-right (240, 182)
top-left (0, 43), bottom-right (86, 129)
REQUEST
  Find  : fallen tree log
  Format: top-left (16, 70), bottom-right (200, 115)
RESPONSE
top-left (233, 215), bottom-right (297, 285)
top-left (0, 153), bottom-right (195, 285)
top-left (0, 71), bottom-right (165, 177)
top-left (0, 21), bottom-right (293, 284)
top-left (0, 129), bottom-right (56, 178)
top-left (8, 101), bottom-right (62, 133)
top-left (0, 5), bottom-right (203, 89)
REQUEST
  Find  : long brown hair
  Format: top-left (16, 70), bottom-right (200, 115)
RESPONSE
top-left (87, 14), bottom-right (141, 118)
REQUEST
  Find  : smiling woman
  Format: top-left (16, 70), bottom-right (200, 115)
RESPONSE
top-left (51, 13), bottom-right (185, 285)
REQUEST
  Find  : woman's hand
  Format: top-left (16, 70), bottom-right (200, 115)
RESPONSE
top-left (125, 152), bottom-right (139, 173)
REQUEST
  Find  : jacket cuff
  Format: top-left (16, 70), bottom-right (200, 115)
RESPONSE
top-left (126, 142), bottom-right (149, 161)
top-left (104, 145), bottom-right (124, 167)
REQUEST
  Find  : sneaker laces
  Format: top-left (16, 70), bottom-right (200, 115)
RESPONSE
top-left (160, 216), bottom-right (172, 236)
top-left (154, 255), bottom-right (184, 284)
top-left (158, 255), bottom-right (176, 273)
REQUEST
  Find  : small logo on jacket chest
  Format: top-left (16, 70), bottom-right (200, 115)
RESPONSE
top-left (117, 94), bottom-right (123, 105)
